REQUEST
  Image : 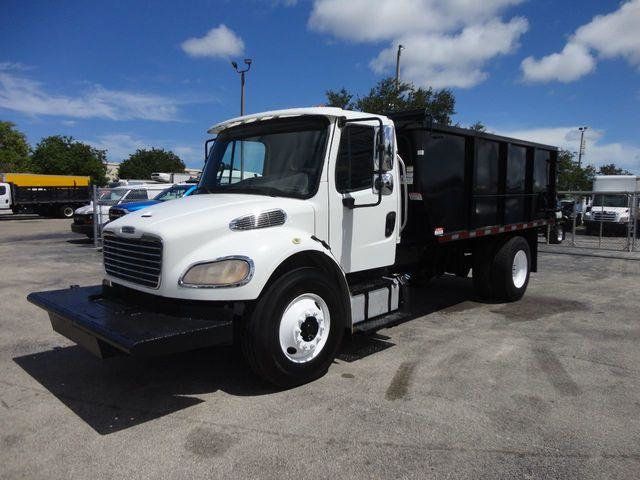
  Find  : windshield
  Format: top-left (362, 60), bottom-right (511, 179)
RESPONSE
top-left (592, 194), bottom-right (628, 208)
top-left (156, 185), bottom-right (190, 201)
top-left (198, 116), bottom-right (329, 199)
top-left (98, 189), bottom-right (128, 205)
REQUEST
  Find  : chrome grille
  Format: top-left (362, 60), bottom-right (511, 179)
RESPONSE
top-left (229, 209), bottom-right (287, 231)
top-left (592, 212), bottom-right (617, 222)
top-left (103, 232), bottom-right (162, 288)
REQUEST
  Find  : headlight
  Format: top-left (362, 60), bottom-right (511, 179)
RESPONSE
top-left (179, 257), bottom-right (253, 288)
top-left (584, 212), bottom-right (592, 219)
top-left (619, 216), bottom-right (629, 223)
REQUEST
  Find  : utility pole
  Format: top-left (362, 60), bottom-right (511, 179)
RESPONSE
top-left (395, 45), bottom-right (404, 90)
top-left (231, 59), bottom-right (252, 115)
top-left (577, 126), bottom-right (588, 168)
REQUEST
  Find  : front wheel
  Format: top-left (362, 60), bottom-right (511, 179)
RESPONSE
top-left (241, 268), bottom-right (346, 387)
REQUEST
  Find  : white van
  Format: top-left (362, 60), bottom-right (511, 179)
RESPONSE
top-left (71, 183), bottom-right (169, 237)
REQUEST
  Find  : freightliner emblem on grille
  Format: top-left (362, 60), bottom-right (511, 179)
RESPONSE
top-left (121, 226), bottom-right (135, 234)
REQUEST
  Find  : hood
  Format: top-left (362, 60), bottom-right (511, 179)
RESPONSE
top-left (116, 200), bottom-right (160, 212)
top-left (105, 193), bottom-right (316, 241)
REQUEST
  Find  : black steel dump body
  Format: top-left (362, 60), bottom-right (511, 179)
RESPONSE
top-left (27, 285), bottom-right (234, 358)
top-left (389, 110), bottom-right (558, 243)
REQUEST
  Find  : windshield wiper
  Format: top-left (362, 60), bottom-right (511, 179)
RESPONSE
top-left (195, 185), bottom-right (213, 194)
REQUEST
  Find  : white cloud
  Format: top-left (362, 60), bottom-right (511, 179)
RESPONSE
top-left (521, 0), bottom-right (640, 83)
top-left (521, 43), bottom-right (596, 83)
top-left (371, 17), bottom-right (528, 88)
top-left (86, 133), bottom-right (202, 167)
top-left (0, 71), bottom-right (180, 121)
top-left (493, 126), bottom-right (640, 173)
top-left (308, 0), bottom-right (527, 88)
top-left (181, 24), bottom-right (245, 59)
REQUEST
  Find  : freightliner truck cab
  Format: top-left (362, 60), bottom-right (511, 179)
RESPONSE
top-left (29, 107), bottom-right (555, 386)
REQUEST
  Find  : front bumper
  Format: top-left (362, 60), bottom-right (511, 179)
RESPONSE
top-left (71, 223), bottom-right (93, 235)
top-left (27, 285), bottom-right (234, 358)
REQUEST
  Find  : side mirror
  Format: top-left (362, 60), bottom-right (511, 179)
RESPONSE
top-left (373, 172), bottom-right (394, 195)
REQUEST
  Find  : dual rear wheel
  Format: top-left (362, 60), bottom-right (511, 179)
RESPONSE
top-left (473, 236), bottom-right (531, 302)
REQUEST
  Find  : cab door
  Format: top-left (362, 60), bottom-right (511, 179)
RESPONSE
top-left (328, 121), bottom-right (399, 273)
top-left (0, 183), bottom-right (11, 210)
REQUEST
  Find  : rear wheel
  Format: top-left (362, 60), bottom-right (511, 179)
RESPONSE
top-left (491, 236), bottom-right (531, 302)
top-left (241, 268), bottom-right (345, 387)
top-left (549, 223), bottom-right (565, 244)
top-left (59, 205), bottom-right (75, 218)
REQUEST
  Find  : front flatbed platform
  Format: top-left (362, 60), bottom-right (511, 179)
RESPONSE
top-left (27, 285), bottom-right (234, 358)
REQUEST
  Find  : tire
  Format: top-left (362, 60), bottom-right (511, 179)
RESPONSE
top-left (472, 242), bottom-right (495, 300)
top-left (491, 236), bottom-right (531, 302)
top-left (240, 268), bottom-right (346, 387)
top-left (59, 205), bottom-right (75, 218)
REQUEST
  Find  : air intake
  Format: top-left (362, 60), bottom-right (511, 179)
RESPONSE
top-left (229, 209), bottom-right (287, 231)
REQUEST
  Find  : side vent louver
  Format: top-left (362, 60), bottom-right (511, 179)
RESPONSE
top-left (229, 209), bottom-right (287, 231)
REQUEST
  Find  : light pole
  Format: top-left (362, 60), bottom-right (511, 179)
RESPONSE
top-left (577, 126), bottom-right (588, 168)
top-left (395, 45), bottom-right (404, 90)
top-left (231, 58), bottom-right (252, 116)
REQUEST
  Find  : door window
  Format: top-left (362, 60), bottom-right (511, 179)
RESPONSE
top-left (126, 189), bottom-right (148, 200)
top-left (336, 125), bottom-right (375, 193)
top-left (0, 185), bottom-right (6, 195)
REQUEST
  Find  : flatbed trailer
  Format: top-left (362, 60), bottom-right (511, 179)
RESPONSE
top-left (28, 107), bottom-right (559, 386)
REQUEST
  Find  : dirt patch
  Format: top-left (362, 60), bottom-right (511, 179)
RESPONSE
top-left (385, 361), bottom-right (417, 401)
top-left (491, 295), bottom-right (589, 322)
top-left (184, 427), bottom-right (236, 458)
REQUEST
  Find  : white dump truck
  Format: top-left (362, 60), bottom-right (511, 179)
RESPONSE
top-left (28, 107), bottom-right (558, 386)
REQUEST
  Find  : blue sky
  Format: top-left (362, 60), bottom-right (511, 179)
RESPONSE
top-left (1, 0), bottom-right (639, 172)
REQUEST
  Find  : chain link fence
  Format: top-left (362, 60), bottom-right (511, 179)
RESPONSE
top-left (551, 191), bottom-right (639, 252)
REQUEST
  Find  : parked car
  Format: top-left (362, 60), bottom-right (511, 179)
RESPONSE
top-left (108, 183), bottom-right (197, 221)
top-left (71, 183), bottom-right (169, 237)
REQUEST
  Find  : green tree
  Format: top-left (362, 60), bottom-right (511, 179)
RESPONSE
top-left (557, 150), bottom-right (595, 191)
top-left (0, 121), bottom-right (31, 172)
top-left (325, 88), bottom-right (353, 109)
top-left (118, 148), bottom-right (185, 180)
top-left (597, 163), bottom-right (631, 175)
top-left (469, 121), bottom-right (487, 132)
top-left (31, 135), bottom-right (107, 185)
top-left (325, 77), bottom-right (456, 124)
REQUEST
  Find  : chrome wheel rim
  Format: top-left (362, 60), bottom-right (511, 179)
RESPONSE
top-left (512, 250), bottom-right (528, 289)
top-left (279, 293), bottom-right (330, 364)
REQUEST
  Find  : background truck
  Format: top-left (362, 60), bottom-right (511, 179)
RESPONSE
top-left (584, 175), bottom-right (640, 235)
top-left (0, 173), bottom-right (90, 218)
top-left (151, 172), bottom-right (196, 183)
top-left (28, 107), bottom-right (558, 387)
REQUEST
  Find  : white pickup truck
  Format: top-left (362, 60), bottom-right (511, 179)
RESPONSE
top-left (29, 107), bottom-right (558, 386)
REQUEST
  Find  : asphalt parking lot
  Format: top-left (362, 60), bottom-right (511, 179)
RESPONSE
top-left (1, 215), bottom-right (640, 479)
